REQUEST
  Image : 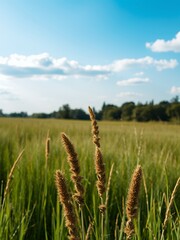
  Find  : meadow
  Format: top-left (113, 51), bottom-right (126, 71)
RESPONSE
top-left (0, 117), bottom-right (179, 239)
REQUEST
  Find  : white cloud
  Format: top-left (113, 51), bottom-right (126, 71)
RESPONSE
top-left (170, 86), bottom-right (180, 94)
top-left (116, 92), bottom-right (142, 98)
top-left (134, 72), bottom-right (144, 76)
top-left (117, 77), bottom-right (149, 86)
top-left (0, 53), bottom-right (110, 80)
top-left (154, 59), bottom-right (177, 70)
top-left (0, 53), bottom-right (178, 81)
top-left (111, 56), bottom-right (177, 71)
top-left (146, 32), bottom-right (180, 52)
top-left (112, 57), bottom-right (153, 71)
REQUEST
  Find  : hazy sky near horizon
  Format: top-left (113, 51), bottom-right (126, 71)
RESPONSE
top-left (0, 0), bottom-right (180, 114)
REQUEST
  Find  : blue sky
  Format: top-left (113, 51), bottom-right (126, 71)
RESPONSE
top-left (0, 0), bottom-right (180, 114)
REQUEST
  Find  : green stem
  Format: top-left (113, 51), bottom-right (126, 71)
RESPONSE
top-left (101, 198), bottom-right (104, 240)
top-left (80, 207), bottom-right (85, 240)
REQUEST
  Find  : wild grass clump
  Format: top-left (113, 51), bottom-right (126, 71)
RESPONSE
top-left (0, 116), bottom-right (179, 239)
top-left (54, 108), bottom-right (180, 240)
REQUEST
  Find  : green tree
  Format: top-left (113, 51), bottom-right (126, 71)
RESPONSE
top-left (167, 103), bottom-right (180, 122)
top-left (0, 109), bottom-right (4, 117)
top-left (102, 104), bottom-right (121, 120)
top-left (70, 109), bottom-right (89, 120)
top-left (59, 104), bottom-right (71, 119)
top-left (121, 102), bottom-right (135, 121)
top-left (171, 95), bottom-right (179, 103)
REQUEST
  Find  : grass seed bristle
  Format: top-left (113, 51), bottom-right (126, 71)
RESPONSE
top-left (61, 133), bottom-right (84, 206)
top-left (55, 170), bottom-right (80, 240)
top-left (125, 165), bottom-right (142, 239)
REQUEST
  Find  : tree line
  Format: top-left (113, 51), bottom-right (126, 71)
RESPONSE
top-left (0, 96), bottom-right (180, 122)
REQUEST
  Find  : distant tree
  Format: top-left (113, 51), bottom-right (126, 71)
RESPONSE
top-left (101, 104), bottom-right (121, 120)
top-left (121, 102), bottom-right (135, 121)
top-left (133, 106), bottom-right (148, 122)
top-left (0, 109), bottom-right (4, 117)
top-left (153, 105), bottom-right (169, 121)
top-left (31, 113), bottom-right (49, 118)
top-left (167, 103), bottom-right (180, 122)
top-left (133, 103), bottom-right (169, 122)
top-left (59, 104), bottom-right (71, 119)
top-left (70, 109), bottom-right (89, 120)
top-left (159, 100), bottom-right (170, 106)
top-left (9, 112), bottom-right (28, 118)
top-left (171, 95), bottom-right (179, 103)
top-left (50, 111), bottom-right (58, 118)
top-left (133, 104), bottom-right (156, 122)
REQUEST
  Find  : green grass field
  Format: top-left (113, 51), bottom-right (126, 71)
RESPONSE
top-left (0, 118), bottom-right (179, 239)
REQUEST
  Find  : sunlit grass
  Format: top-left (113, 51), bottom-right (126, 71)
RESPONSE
top-left (0, 118), bottom-right (179, 239)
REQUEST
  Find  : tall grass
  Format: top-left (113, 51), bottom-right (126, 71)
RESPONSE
top-left (0, 118), bottom-right (179, 239)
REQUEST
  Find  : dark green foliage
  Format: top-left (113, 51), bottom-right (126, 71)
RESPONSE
top-left (1, 97), bottom-right (180, 122)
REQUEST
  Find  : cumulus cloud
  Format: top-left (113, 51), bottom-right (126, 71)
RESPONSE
top-left (146, 32), bottom-right (180, 52)
top-left (134, 72), bottom-right (144, 76)
top-left (111, 56), bottom-right (177, 71)
top-left (170, 86), bottom-right (180, 94)
top-left (0, 53), bottom-right (110, 80)
top-left (117, 77), bottom-right (149, 86)
top-left (0, 53), bottom-right (178, 81)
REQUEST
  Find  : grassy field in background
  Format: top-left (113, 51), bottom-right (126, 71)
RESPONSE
top-left (0, 118), bottom-right (179, 239)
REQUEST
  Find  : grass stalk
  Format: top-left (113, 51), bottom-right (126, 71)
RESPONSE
top-left (45, 131), bottom-right (50, 168)
top-left (105, 163), bottom-right (114, 207)
top-left (85, 221), bottom-right (93, 240)
top-left (160, 177), bottom-right (180, 240)
top-left (2, 149), bottom-right (24, 207)
top-left (61, 132), bottom-right (84, 206)
top-left (124, 165), bottom-right (142, 239)
top-left (80, 208), bottom-right (85, 240)
top-left (55, 170), bottom-right (80, 240)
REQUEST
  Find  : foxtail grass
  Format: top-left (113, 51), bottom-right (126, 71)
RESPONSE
top-left (88, 106), bottom-right (106, 240)
top-left (55, 170), bottom-right (80, 240)
top-left (61, 132), bottom-right (84, 206)
top-left (88, 106), bottom-right (100, 148)
top-left (61, 132), bottom-right (85, 239)
top-left (124, 165), bottom-right (142, 239)
top-left (45, 131), bottom-right (50, 167)
top-left (88, 107), bottom-right (106, 199)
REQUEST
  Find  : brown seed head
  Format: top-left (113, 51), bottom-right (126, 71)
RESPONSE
top-left (55, 170), bottom-right (70, 205)
top-left (88, 106), bottom-right (100, 148)
top-left (95, 147), bottom-right (106, 197)
top-left (124, 219), bottom-right (135, 239)
top-left (61, 133), bottom-right (84, 205)
top-left (55, 170), bottom-right (80, 240)
top-left (61, 133), bottom-right (80, 175)
top-left (99, 204), bottom-right (106, 214)
top-left (124, 165), bottom-right (142, 239)
top-left (45, 137), bottom-right (50, 162)
top-left (126, 165), bottom-right (142, 220)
